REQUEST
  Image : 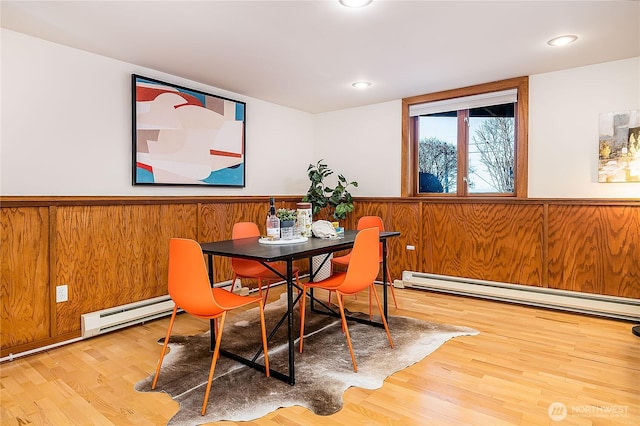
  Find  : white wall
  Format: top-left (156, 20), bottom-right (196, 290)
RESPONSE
top-left (0, 29), bottom-right (314, 196)
top-left (313, 57), bottom-right (640, 199)
top-left (528, 57), bottom-right (640, 198)
top-left (2, 29), bottom-right (639, 199)
top-left (313, 100), bottom-right (402, 197)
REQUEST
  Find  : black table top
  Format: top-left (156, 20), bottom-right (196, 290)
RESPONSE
top-left (200, 230), bottom-right (400, 262)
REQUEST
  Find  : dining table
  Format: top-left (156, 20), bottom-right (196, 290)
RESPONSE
top-left (200, 229), bottom-right (400, 385)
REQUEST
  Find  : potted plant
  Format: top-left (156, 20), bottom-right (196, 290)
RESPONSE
top-left (303, 160), bottom-right (358, 281)
top-left (277, 208), bottom-right (297, 239)
top-left (303, 159), bottom-right (358, 221)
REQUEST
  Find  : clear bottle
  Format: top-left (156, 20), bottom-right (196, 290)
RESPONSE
top-left (266, 197), bottom-right (280, 239)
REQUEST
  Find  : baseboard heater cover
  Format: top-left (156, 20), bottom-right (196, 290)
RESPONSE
top-left (402, 271), bottom-right (640, 322)
top-left (81, 295), bottom-right (177, 338)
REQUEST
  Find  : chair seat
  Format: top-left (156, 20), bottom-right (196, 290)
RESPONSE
top-left (211, 288), bottom-right (263, 310)
top-left (331, 253), bottom-right (351, 268)
top-left (304, 272), bottom-right (346, 292)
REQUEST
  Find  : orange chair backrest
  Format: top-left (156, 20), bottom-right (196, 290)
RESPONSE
top-left (339, 227), bottom-right (381, 294)
top-left (357, 216), bottom-right (384, 258)
top-left (168, 238), bottom-right (223, 316)
top-left (357, 216), bottom-right (384, 231)
top-left (233, 222), bottom-right (261, 239)
top-left (231, 222), bottom-right (262, 273)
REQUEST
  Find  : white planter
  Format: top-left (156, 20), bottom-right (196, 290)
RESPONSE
top-left (311, 253), bottom-right (333, 282)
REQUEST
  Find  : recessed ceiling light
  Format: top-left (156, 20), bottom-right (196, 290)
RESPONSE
top-left (352, 81), bottom-right (371, 89)
top-left (339, 0), bottom-right (373, 8)
top-left (547, 35), bottom-right (578, 47)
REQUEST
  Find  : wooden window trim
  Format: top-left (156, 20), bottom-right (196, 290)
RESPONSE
top-left (401, 76), bottom-right (529, 198)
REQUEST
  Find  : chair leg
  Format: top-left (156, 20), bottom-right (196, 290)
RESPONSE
top-left (299, 285), bottom-right (308, 353)
top-left (257, 278), bottom-right (263, 301)
top-left (293, 271), bottom-right (300, 298)
top-left (369, 283), bottom-right (394, 349)
top-left (328, 290), bottom-right (332, 306)
top-left (263, 279), bottom-right (273, 303)
top-left (328, 264), bottom-right (334, 306)
top-left (330, 289), bottom-right (360, 308)
top-left (213, 318), bottom-right (221, 361)
top-left (386, 266), bottom-right (398, 308)
top-left (336, 293), bottom-right (358, 372)
top-left (230, 274), bottom-right (239, 292)
top-left (201, 312), bottom-right (226, 416)
top-left (339, 294), bottom-right (346, 333)
top-left (258, 301), bottom-right (270, 377)
top-left (151, 305), bottom-right (178, 389)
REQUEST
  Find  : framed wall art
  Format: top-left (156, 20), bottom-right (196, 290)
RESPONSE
top-left (598, 109), bottom-right (640, 183)
top-left (132, 74), bottom-right (246, 187)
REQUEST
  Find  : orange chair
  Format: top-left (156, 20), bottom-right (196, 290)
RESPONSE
top-left (231, 222), bottom-right (301, 302)
top-left (299, 227), bottom-right (394, 372)
top-left (152, 238), bottom-right (270, 416)
top-left (330, 216), bottom-right (398, 314)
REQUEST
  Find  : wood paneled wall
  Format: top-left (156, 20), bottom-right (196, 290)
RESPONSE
top-left (1, 196), bottom-right (638, 356)
top-left (54, 204), bottom-right (199, 335)
top-left (423, 202), bottom-right (544, 285)
top-left (1, 207), bottom-right (50, 348)
top-left (547, 204), bottom-right (640, 295)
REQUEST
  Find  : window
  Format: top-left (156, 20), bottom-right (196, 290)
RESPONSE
top-left (401, 77), bottom-right (528, 197)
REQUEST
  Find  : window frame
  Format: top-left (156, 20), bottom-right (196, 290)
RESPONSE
top-left (401, 77), bottom-right (529, 198)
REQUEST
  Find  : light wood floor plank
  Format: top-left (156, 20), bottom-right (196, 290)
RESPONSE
top-left (1, 286), bottom-right (638, 425)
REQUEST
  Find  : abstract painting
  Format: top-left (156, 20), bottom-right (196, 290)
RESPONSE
top-left (132, 74), bottom-right (245, 186)
top-left (598, 110), bottom-right (640, 183)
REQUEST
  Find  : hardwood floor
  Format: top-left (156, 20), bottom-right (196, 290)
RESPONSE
top-left (1, 286), bottom-right (638, 425)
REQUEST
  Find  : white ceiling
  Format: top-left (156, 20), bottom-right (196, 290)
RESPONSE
top-left (2, 0), bottom-right (639, 113)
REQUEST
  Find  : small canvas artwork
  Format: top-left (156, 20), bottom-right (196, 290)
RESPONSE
top-left (598, 110), bottom-right (640, 183)
top-left (132, 74), bottom-right (245, 186)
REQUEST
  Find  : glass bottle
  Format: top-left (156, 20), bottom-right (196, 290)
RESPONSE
top-left (266, 197), bottom-right (280, 239)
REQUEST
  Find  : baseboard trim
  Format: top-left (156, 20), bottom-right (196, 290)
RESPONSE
top-left (402, 271), bottom-right (639, 322)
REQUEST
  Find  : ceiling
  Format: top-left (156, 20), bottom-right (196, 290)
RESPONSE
top-left (2, 0), bottom-right (638, 114)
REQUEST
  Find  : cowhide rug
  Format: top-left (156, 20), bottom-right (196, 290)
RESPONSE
top-left (135, 293), bottom-right (478, 425)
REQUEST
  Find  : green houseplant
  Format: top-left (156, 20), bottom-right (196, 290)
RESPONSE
top-left (276, 208), bottom-right (297, 239)
top-left (303, 159), bottom-right (358, 221)
top-left (276, 208), bottom-right (297, 222)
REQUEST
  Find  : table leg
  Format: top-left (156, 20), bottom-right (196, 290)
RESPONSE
top-left (286, 259), bottom-right (295, 385)
top-left (382, 239), bottom-right (388, 320)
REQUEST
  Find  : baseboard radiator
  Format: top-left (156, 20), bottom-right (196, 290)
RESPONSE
top-left (402, 271), bottom-right (640, 322)
top-left (81, 295), bottom-right (176, 338)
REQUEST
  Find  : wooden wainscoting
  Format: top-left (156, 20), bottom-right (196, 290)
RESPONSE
top-left (422, 201), bottom-right (544, 286)
top-left (53, 203), bottom-right (199, 335)
top-left (1, 207), bottom-right (50, 349)
top-left (1, 196), bottom-right (638, 357)
top-left (547, 204), bottom-right (640, 296)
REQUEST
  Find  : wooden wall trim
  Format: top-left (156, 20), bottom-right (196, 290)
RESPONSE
top-left (356, 197), bottom-right (640, 206)
top-left (1, 195), bottom-right (638, 357)
top-left (49, 206), bottom-right (57, 337)
top-left (3, 195), bottom-right (638, 208)
top-left (0, 195), bottom-right (303, 208)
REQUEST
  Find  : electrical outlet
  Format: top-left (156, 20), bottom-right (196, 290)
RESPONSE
top-left (56, 285), bottom-right (68, 303)
top-left (406, 245), bottom-right (415, 250)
